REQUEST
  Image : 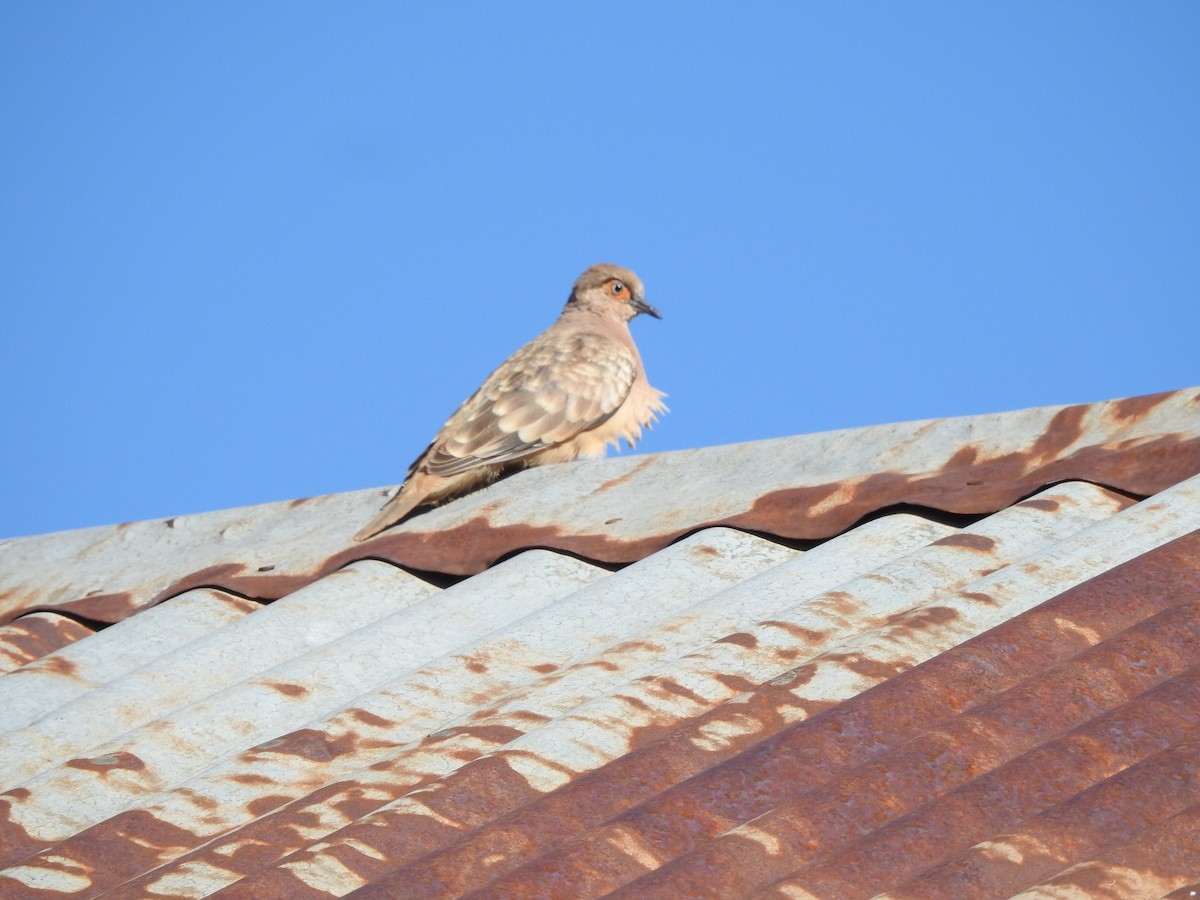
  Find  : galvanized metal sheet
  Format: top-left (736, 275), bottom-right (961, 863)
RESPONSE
top-left (1, 388), bottom-right (1198, 626)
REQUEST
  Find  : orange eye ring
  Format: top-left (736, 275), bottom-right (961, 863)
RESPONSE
top-left (610, 281), bottom-right (626, 296)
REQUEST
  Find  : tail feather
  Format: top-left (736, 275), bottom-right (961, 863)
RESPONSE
top-left (353, 486), bottom-right (424, 541)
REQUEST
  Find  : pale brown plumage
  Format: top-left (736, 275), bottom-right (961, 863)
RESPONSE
top-left (354, 263), bottom-right (666, 541)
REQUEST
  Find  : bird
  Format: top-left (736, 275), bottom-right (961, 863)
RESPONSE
top-left (353, 263), bottom-right (667, 541)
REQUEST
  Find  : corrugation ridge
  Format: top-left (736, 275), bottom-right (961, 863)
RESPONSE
top-left (985, 802), bottom-right (1200, 899)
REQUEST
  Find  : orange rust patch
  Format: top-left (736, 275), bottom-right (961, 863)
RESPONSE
top-left (245, 728), bottom-right (358, 762)
top-left (933, 533), bottom-right (998, 553)
top-left (715, 632), bottom-right (759, 649)
top-left (266, 682), bottom-right (309, 698)
top-left (348, 708), bottom-right (396, 728)
top-left (962, 591), bottom-right (1000, 606)
top-left (594, 456), bottom-right (657, 494)
top-left (1110, 390), bottom-right (1174, 422)
top-left (761, 620), bottom-right (830, 644)
top-left (0, 614), bottom-right (92, 669)
top-left (65, 751), bottom-right (146, 774)
top-left (1020, 497), bottom-right (1061, 512)
top-left (246, 794), bottom-right (293, 818)
top-left (31, 652), bottom-right (81, 678)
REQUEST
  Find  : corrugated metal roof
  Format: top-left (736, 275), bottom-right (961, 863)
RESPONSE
top-left (0, 387), bottom-right (1198, 898)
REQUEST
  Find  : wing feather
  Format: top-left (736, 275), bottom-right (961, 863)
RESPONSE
top-left (419, 330), bottom-right (636, 477)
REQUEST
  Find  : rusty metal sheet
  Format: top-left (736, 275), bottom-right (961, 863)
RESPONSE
top-left (1, 388), bottom-right (1198, 626)
top-left (0, 613), bottom-right (92, 675)
top-left (232, 477), bottom-right (1198, 899)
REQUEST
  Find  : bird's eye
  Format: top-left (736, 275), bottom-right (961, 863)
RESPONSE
top-left (610, 281), bottom-right (626, 296)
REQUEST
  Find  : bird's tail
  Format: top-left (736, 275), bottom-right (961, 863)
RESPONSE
top-left (353, 486), bottom-right (424, 542)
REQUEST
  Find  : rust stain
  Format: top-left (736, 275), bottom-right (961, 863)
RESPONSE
top-left (245, 794), bottom-right (293, 818)
top-left (715, 632), bottom-right (759, 649)
top-left (244, 728), bottom-right (359, 762)
top-left (265, 682), bottom-right (309, 698)
top-left (594, 456), bottom-right (657, 494)
top-left (35, 654), bottom-right (81, 678)
top-left (760, 620), bottom-right (830, 644)
top-left (64, 751), bottom-right (147, 775)
top-left (531, 663), bottom-right (558, 674)
top-left (1029, 404), bottom-right (1089, 460)
top-left (0, 789), bottom-right (42, 870)
top-left (0, 614), bottom-right (92, 670)
top-left (932, 533), bottom-right (998, 553)
top-left (1110, 389), bottom-right (1175, 422)
top-left (348, 709), bottom-right (396, 728)
top-left (649, 678), bottom-right (707, 705)
top-left (1019, 497), bottom-right (1061, 511)
top-left (961, 591), bottom-right (1000, 607)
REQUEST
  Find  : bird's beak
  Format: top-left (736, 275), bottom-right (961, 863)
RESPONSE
top-left (632, 297), bottom-right (662, 319)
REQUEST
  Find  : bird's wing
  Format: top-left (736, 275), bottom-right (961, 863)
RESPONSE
top-left (419, 330), bottom-right (637, 477)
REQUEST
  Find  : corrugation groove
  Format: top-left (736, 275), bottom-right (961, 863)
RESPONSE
top-left (347, 528), bottom-right (1200, 899)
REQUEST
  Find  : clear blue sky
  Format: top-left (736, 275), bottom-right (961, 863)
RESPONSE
top-left (3, 3), bottom-right (1198, 539)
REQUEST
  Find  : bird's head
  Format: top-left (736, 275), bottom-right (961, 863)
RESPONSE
top-left (567, 263), bottom-right (662, 322)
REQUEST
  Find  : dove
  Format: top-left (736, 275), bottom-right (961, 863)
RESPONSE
top-left (354, 263), bottom-right (666, 541)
